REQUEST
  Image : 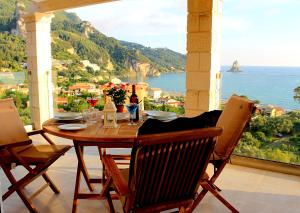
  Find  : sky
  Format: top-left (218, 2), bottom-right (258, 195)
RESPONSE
top-left (69, 0), bottom-right (300, 66)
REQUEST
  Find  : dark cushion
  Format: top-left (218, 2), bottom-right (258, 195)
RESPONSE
top-left (138, 110), bottom-right (222, 135)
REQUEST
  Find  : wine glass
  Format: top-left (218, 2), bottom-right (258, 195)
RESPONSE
top-left (126, 103), bottom-right (138, 125)
top-left (87, 97), bottom-right (98, 109)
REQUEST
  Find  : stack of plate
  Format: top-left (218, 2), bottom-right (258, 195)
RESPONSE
top-left (58, 123), bottom-right (87, 131)
top-left (144, 110), bottom-right (177, 122)
top-left (53, 112), bottom-right (82, 121)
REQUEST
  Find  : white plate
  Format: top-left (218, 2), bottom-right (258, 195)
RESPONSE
top-left (144, 110), bottom-right (177, 119)
top-left (53, 116), bottom-right (82, 121)
top-left (54, 112), bottom-right (82, 121)
top-left (58, 123), bottom-right (87, 131)
top-left (147, 115), bottom-right (177, 122)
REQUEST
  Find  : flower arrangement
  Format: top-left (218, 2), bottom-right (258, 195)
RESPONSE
top-left (104, 82), bottom-right (129, 106)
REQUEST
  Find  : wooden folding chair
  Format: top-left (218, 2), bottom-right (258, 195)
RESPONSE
top-left (100, 127), bottom-right (223, 213)
top-left (0, 98), bottom-right (72, 213)
top-left (98, 109), bottom-right (223, 181)
top-left (193, 95), bottom-right (256, 213)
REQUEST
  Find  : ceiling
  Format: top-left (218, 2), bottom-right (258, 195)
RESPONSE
top-left (28, 0), bottom-right (116, 13)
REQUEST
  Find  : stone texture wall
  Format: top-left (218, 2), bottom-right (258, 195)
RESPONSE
top-left (185, 0), bottom-right (222, 116)
top-left (25, 13), bottom-right (54, 129)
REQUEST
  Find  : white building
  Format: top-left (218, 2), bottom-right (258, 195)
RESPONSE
top-left (149, 88), bottom-right (162, 100)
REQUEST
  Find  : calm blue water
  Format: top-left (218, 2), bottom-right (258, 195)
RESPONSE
top-left (0, 72), bottom-right (25, 84)
top-left (3, 67), bottom-right (300, 110)
top-left (144, 66), bottom-right (300, 110)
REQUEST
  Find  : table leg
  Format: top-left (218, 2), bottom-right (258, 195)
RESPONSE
top-left (74, 143), bottom-right (94, 192)
top-left (71, 143), bottom-right (125, 212)
top-left (72, 160), bottom-right (81, 213)
top-left (98, 147), bottom-right (106, 185)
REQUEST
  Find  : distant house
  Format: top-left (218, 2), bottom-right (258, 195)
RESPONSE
top-left (258, 105), bottom-right (285, 117)
top-left (87, 88), bottom-right (102, 96)
top-left (149, 88), bottom-right (162, 99)
top-left (56, 97), bottom-right (68, 105)
top-left (158, 97), bottom-right (169, 103)
top-left (166, 99), bottom-right (182, 107)
top-left (69, 83), bottom-right (96, 91)
top-left (0, 84), bottom-right (18, 92)
top-left (273, 107), bottom-right (285, 117)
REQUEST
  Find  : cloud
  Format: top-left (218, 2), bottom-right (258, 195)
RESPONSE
top-left (67, 0), bottom-right (187, 53)
top-left (69, 0), bottom-right (187, 37)
top-left (222, 16), bottom-right (251, 32)
top-left (226, 0), bottom-right (300, 11)
top-left (265, 8), bottom-right (281, 17)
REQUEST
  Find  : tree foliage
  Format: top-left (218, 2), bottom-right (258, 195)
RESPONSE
top-left (0, 33), bottom-right (26, 71)
top-left (0, 89), bottom-right (30, 125)
top-left (293, 86), bottom-right (300, 104)
top-left (235, 113), bottom-right (300, 165)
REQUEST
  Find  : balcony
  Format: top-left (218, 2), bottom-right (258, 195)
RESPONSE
top-left (1, 0), bottom-right (300, 212)
top-left (1, 134), bottom-right (300, 213)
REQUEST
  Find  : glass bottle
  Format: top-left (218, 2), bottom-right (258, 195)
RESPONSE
top-left (129, 84), bottom-right (139, 122)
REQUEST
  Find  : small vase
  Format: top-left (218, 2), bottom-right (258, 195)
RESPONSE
top-left (116, 104), bottom-right (124, 113)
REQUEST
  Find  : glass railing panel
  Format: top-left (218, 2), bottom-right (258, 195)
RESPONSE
top-left (0, 70), bottom-right (31, 125)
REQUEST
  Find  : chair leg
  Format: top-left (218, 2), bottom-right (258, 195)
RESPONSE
top-left (201, 182), bottom-right (239, 213)
top-left (189, 188), bottom-right (208, 212)
top-left (101, 176), bottom-right (115, 213)
top-left (106, 191), bottom-right (115, 213)
top-left (212, 183), bottom-right (222, 192)
top-left (16, 188), bottom-right (38, 213)
top-left (42, 173), bottom-right (60, 194)
top-left (2, 166), bottom-right (38, 213)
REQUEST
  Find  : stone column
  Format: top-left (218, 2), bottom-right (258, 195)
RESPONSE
top-left (185, 0), bottom-right (222, 116)
top-left (24, 13), bottom-right (54, 129)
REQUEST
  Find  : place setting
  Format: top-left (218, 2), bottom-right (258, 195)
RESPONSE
top-left (53, 112), bottom-right (87, 131)
top-left (53, 95), bottom-right (101, 131)
top-left (143, 110), bottom-right (177, 122)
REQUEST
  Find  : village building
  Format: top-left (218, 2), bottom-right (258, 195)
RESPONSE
top-left (257, 105), bottom-right (285, 117)
top-left (149, 88), bottom-right (162, 99)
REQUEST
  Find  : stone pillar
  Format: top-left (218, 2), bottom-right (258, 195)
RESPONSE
top-left (24, 13), bottom-right (54, 129)
top-left (185, 0), bottom-right (222, 116)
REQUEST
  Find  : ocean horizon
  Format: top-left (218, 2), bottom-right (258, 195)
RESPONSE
top-left (144, 66), bottom-right (300, 111)
top-left (1, 65), bottom-right (300, 110)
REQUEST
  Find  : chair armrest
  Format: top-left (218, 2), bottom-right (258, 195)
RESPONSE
top-left (27, 130), bottom-right (55, 145)
top-left (27, 130), bottom-right (44, 136)
top-left (102, 155), bottom-right (129, 196)
top-left (0, 140), bottom-right (32, 149)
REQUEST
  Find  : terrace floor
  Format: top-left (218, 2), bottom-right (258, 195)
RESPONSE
top-left (1, 135), bottom-right (300, 213)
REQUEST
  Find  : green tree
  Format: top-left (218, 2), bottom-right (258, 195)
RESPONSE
top-left (294, 86), bottom-right (300, 104)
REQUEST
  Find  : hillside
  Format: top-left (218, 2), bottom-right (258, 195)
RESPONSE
top-left (120, 41), bottom-right (186, 72)
top-left (0, 0), bottom-right (18, 32)
top-left (0, 1), bottom-right (186, 79)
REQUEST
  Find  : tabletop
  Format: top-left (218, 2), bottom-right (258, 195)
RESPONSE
top-left (43, 119), bottom-right (141, 146)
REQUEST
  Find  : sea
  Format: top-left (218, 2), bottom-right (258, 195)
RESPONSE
top-left (2, 66), bottom-right (300, 110)
top-left (143, 66), bottom-right (300, 111)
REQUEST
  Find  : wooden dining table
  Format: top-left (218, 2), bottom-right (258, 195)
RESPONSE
top-left (42, 119), bottom-right (141, 213)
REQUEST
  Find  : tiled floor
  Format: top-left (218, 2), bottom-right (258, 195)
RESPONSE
top-left (1, 135), bottom-right (300, 213)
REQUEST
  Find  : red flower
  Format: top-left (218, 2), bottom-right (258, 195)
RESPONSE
top-left (120, 84), bottom-right (126, 90)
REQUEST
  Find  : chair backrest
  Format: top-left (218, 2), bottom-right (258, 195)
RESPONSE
top-left (214, 95), bottom-right (255, 158)
top-left (0, 98), bottom-right (30, 148)
top-left (127, 127), bottom-right (222, 211)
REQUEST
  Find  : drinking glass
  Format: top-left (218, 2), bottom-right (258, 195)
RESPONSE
top-left (126, 103), bottom-right (138, 125)
top-left (87, 97), bottom-right (98, 109)
top-left (82, 108), bottom-right (101, 126)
